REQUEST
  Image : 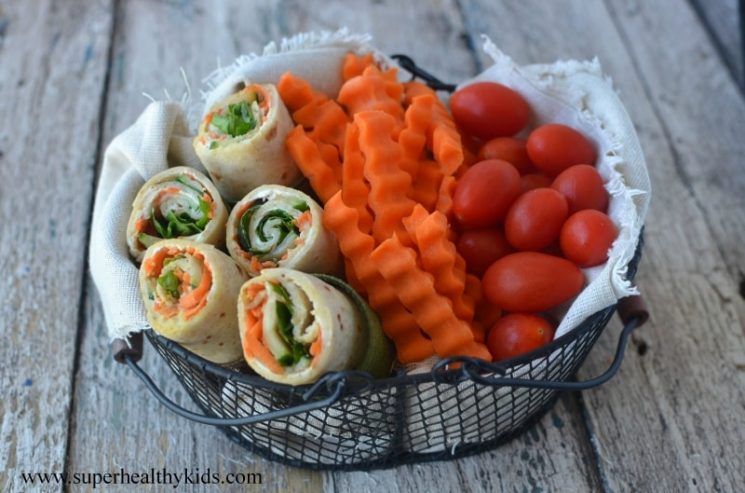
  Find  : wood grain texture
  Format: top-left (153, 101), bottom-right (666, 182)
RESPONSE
top-left (607, 0), bottom-right (745, 294)
top-left (689, 0), bottom-right (744, 87)
top-left (70, 1), bottom-right (601, 492)
top-left (0, 0), bottom-right (113, 491)
top-left (461, 0), bottom-right (745, 491)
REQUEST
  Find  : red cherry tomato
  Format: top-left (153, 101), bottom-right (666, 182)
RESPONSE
top-left (552, 164), bottom-right (609, 213)
top-left (526, 124), bottom-right (597, 176)
top-left (560, 210), bottom-right (618, 267)
top-left (457, 229), bottom-right (514, 276)
top-left (482, 252), bottom-right (585, 312)
top-left (477, 138), bottom-right (534, 174)
top-left (475, 300), bottom-right (502, 333)
top-left (453, 159), bottom-right (521, 228)
top-left (505, 188), bottom-right (569, 251)
top-left (450, 82), bottom-right (531, 140)
top-left (487, 314), bottom-right (555, 361)
top-left (520, 173), bottom-right (553, 194)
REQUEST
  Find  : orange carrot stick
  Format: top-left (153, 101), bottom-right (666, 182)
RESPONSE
top-left (323, 192), bottom-right (434, 362)
top-left (341, 122), bottom-right (374, 234)
top-left (370, 235), bottom-right (490, 359)
top-left (338, 65), bottom-right (405, 123)
top-left (342, 52), bottom-right (376, 81)
top-left (435, 175), bottom-right (457, 224)
top-left (408, 160), bottom-right (443, 212)
top-left (403, 206), bottom-right (473, 322)
top-left (285, 126), bottom-right (341, 203)
top-left (355, 111), bottom-right (416, 244)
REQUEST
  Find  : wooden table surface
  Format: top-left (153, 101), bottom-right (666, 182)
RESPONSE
top-left (2, 0), bottom-right (744, 491)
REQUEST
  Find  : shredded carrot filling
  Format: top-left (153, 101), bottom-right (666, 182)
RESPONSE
top-left (145, 247), bottom-right (213, 320)
top-left (241, 286), bottom-right (284, 374)
top-left (295, 210), bottom-right (312, 229)
top-left (135, 217), bottom-right (149, 233)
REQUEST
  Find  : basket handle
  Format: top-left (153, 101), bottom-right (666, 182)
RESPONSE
top-left (392, 54), bottom-right (457, 92)
top-left (114, 342), bottom-right (359, 426)
top-left (432, 295), bottom-right (649, 390)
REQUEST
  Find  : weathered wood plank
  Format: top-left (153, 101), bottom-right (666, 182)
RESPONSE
top-left (332, 395), bottom-right (599, 493)
top-left (461, 0), bottom-right (745, 491)
top-left (606, 0), bottom-right (745, 297)
top-left (689, 0), bottom-right (743, 87)
top-left (0, 0), bottom-right (114, 491)
top-left (71, 0), bottom-right (601, 491)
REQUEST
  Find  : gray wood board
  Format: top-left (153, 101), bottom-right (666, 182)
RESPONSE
top-left (460, 0), bottom-right (745, 491)
top-left (69, 0), bottom-right (601, 492)
top-left (689, 0), bottom-right (743, 87)
top-left (0, 0), bottom-right (113, 491)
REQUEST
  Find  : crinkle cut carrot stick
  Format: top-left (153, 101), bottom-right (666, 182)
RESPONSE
top-left (277, 72), bottom-right (325, 112)
top-left (397, 94), bottom-right (435, 183)
top-left (415, 94), bottom-right (463, 176)
top-left (316, 142), bottom-right (343, 183)
top-left (342, 52), bottom-right (376, 81)
top-left (403, 80), bottom-right (438, 105)
top-left (341, 122), bottom-right (374, 234)
top-left (432, 121), bottom-right (464, 176)
top-left (408, 160), bottom-right (443, 212)
top-left (355, 111), bottom-right (416, 244)
top-left (323, 192), bottom-right (434, 362)
top-left (338, 65), bottom-right (405, 123)
top-left (435, 175), bottom-right (457, 225)
top-left (402, 83), bottom-right (464, 175)
top-left (400, 95), bottom-right (433, 161)
top-left (292, 99), bottom-right (349, 153)
top-left (370, 235), bottom-right (490, 359)
top-left (285, 126), bottom-right (340, 203)
top-left (402, 206), bottom-right (473, 322)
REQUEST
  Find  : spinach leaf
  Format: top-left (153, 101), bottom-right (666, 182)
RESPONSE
top-left (210, 101), bottom-right (258, 138)
top-left (256, 210), bottom-right (298, 244)
top-left (274, 297), bottom-right (310, 367)
top-left (238, 203), bottom-right (267, 255)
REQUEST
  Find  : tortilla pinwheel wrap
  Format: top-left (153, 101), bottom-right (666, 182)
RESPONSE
top-left (126, 166), bottom-right (228, 263)
top-left (193, 83), bottom-right (301, 202)
top-left (239, 269), bottom-right (390, 385)
top-left (139, 239), bottom-right (248, 364)
top-left (227, 185), bottom-right (341, 277)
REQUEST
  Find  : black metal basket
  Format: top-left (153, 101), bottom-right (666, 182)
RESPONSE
top-left (117, 235), bottom-right (646, 471)
top-left (114, 59), bottom-right (649, 470)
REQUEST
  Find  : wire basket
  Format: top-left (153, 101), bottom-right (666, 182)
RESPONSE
top-left (113, 58), bottom-right (649, 470)
top-left (117, 235), bottom-right (646, 471)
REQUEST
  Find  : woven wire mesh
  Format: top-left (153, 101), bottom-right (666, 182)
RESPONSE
top-left (144, 239), bottom-right (642, 470)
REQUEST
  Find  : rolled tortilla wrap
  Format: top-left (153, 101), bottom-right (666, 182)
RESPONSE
top-left (126, 166), bottom-right (228, 263)
top-left (315, 274), bottom-right (395, 379)
top-left (227, 185), bottom-right (342, 277)
top-left (193, 83), bottom-right (301, 202)
top-left (238, 268), bottom-right (365, 385)
top-left (139, 239), bottom-right (247, 364)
